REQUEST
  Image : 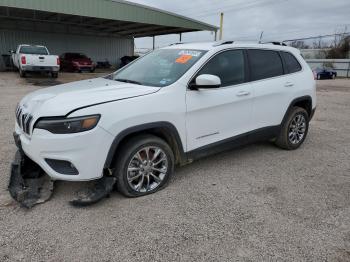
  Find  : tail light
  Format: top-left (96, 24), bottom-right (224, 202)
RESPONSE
top-left (57, 58), bottom-right (60, 65)
top-left (21, 56), bottom-right (26, 64)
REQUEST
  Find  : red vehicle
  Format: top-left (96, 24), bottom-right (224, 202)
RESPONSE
top-left (60, 53), bottom-right (95, 72)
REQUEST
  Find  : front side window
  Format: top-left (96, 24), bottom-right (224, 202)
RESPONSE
top-left (281, 52), bottom-right (302, 74)
top-left (112, 49), bottom-right (207, 87)
top-left (19, 46), bottom-right (49, 55)
top-left (248, 49), bottom-right (284, 81)
top-left (197, 50), bottom-right (245, 87)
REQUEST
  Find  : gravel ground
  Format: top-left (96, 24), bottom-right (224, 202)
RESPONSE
top-left (0, 72), bottom-right (349, 262)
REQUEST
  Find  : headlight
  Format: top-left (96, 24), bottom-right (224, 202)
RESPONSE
top-left (35, 115), bottom-right (100, 134)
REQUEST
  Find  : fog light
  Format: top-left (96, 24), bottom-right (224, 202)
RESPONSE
top-left (45, 159), bottom-right (79, 175)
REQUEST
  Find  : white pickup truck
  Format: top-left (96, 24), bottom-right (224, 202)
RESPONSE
top-left (11, 44), bottom-right (60, 78)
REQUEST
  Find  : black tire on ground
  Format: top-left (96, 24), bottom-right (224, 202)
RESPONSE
top-left (51, 72), bottom-right (58, 78)
top-left (275, 107), bottom-right (309, 150)
top-left (115, 134), bottom-right (175, 198)
top-left (19, 68), bottom-right (26, 78)
top-left (90, 68), bottom-right (95, 73)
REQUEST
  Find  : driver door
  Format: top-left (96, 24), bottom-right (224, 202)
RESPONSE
top-left (185, 49), bottom-right (254, 151)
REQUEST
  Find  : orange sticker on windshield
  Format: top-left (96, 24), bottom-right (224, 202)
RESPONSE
top-left (176, 55), bottom-right (193, 64)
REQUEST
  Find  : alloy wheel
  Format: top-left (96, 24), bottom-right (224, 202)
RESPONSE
top-left (288, 114), bottom-right (306, 145)
top-left (127, 146), bottom-right (168, 193)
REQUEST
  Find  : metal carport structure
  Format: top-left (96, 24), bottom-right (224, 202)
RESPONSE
top-left (0, 0), bottom-right (218, 69)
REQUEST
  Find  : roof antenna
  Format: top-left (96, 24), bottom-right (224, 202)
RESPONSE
top-left (259, 31), bottom-right (264, 44)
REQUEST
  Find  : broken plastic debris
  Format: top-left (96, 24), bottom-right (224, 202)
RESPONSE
top-left (8, 151), bottom-right (54, 208)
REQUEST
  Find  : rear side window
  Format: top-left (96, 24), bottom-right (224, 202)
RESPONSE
top-left (248, 49), bottom-right (283, 81)
top-left (197, 50), bottom-right (245, 87)
top-left (281, 52), bottom-right (302, 74)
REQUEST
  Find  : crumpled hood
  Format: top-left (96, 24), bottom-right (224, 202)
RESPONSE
top-left (19, 78), bottom-right (160, 117)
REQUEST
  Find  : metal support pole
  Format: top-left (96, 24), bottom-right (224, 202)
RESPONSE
top-left (152, 36), bottom-right (155, 50)
top-left (219, 13), bottom-right (224, 40)
top-left (179, 33), bottom-right (182, 42)
top-left (214, 30), bottom-right (217, 41)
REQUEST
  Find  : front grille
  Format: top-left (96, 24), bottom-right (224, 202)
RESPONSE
top-left (15, 105), bottom-right (33, 135)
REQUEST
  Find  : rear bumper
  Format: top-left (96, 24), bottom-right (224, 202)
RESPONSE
top-left (15, 123), bottom-right (114, 181)
top-left (22, 65), bottom-right (59, 72)
top-left (73, 65), bottom-right (95, 71)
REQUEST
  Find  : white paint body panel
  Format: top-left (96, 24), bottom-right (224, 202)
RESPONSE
top-left (14, 42), bottom-right (316, 181)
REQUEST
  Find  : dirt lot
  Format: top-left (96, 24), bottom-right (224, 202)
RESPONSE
top-left (0, 72), bottom-right (349, 261)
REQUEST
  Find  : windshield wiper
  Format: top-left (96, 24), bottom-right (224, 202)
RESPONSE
top-left (115, 78), bottom-right (142, 85)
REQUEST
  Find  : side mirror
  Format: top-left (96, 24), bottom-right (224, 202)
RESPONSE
top-left (190, 74), bottom-right (221, 90)
top-left (9, 50), bottom-right (15, 54)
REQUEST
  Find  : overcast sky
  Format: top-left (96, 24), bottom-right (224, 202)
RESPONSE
top-left (131, 0), bottom-right (350, 49)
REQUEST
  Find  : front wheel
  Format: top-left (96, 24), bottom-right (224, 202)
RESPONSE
top-left (275, 107), bottom-right (309, 150)
top-left (115, 135), bottom-right (175, 197)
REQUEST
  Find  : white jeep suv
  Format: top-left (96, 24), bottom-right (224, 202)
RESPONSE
top-left (11, 41), bottom-right (316, 206)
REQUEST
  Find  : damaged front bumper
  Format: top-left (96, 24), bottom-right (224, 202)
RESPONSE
top-left (9, 133), bottom-right (117, 208)
top-left (8, 133), bottom-right (54, 208)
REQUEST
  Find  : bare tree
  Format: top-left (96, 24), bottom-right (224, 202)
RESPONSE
top-left (290, 40), bottom-right (309, 49)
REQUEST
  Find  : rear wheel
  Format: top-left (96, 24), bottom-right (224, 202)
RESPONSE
top-left (51, 72), bottom-right (58, 78)
top-left (275, 107), bottom-right (309, 150)
top-left (115, 135), bottom-right (175, 197)
top-left (19, 68), bottom-right (26, 78)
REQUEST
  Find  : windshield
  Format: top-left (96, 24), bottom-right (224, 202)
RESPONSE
top-left (20, 46), bottom-right (49, 55)
top-left (112, 49), bottom-right (207, 87)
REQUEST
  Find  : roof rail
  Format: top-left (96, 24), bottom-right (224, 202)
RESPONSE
top-left (213, 41), bottom-right (234, 47)
top-left (169, 42), bottom-right (185, 46)
top-left (261, 41), bottom-right (287, 46)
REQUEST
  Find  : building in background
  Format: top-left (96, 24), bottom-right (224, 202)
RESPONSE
top-left (0, 0), bottom-right (217, 70)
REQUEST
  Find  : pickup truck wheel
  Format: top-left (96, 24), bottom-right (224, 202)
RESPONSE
top-left (51, 72), bottom-right (58, 78)
top-left (275, 107), bottom-right (309, 150)
top-left (115, 135), bottom-right (174, 197)
top-left (19, 69), bottom-right (26, 78)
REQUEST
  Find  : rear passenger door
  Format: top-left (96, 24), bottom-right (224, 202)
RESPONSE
top-left (247, 49), bottom-right (292, 130)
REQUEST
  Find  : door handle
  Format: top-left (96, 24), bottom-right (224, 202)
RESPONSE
top-left (236, 91), bottom-right (250, 97)
top-left (285, 82), bottom-right (294, 87)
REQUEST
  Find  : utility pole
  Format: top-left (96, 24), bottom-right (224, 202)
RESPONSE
top-left (219, 12), bottom-right (224, 40)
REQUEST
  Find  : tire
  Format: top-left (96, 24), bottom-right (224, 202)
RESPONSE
top-left (90, 68), bottom-right (95, 73)
top-left (275, 107), bottom-right (309, 150)
top-left (115, 135), bottom-right (175, 197)
top-left (51, 72), bottom-right (58, 78)
top-left (19, 68), bottom-right (26, 78)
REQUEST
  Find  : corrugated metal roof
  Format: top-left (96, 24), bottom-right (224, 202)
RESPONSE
top-left (0, 0), bottom-right (218, 32)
